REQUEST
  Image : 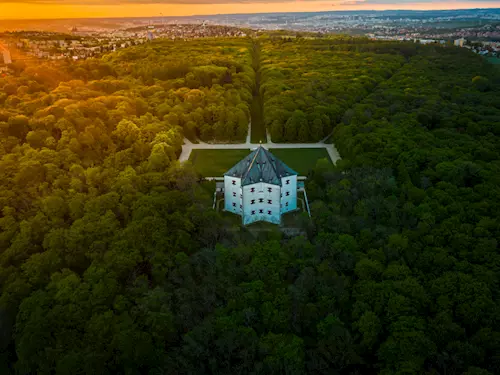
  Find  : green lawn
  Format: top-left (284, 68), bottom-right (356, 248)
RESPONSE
top-left (189, 148), bottom-right (332, 177)
top-left (189, 149), bottom-right (250, 177)
top-left (269, 148), bottom-right (332, 175)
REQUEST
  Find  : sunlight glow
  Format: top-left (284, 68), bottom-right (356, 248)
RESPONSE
top-left (0, 1), bottom-right (498, 20)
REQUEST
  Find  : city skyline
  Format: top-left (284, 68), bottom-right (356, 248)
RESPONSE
top-left (1, 1), bottom-right (500, 20)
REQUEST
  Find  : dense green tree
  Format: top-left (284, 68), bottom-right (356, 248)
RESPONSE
top-left (0, 34), bottom-right (499, 375)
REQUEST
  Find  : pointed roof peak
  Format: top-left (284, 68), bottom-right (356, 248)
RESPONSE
top-left (225, 147), bottom-right (297, 186)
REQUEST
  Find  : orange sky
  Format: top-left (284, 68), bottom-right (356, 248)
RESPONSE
top-left (0, 1), bottom-right (498, 20)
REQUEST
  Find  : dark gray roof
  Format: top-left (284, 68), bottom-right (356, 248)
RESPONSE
top-left (224, 146), bottom-right (298, 186)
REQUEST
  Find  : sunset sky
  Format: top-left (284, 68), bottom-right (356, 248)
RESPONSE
top-left (0, 0), bottom-right (499, 19)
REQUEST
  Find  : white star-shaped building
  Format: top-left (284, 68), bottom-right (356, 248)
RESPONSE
top-left (223, 146), bottom-right (298, 225)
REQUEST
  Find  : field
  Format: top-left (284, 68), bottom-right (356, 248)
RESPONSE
top-left (189, 149), bottom-right (250, 176)
top-left (189, 148), bottom-right (332, 177)
top-left (269, 148), bottom-right (331, 175)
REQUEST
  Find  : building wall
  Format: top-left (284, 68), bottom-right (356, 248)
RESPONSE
top-left (224, 175), bottom-right (298, 225)
top-left (224, 176), bottom-right (242, 217)
top-left (280, 175), bottom-right (297, 214)
top-left (242, 182), bottom-right (281, 225)
top-left (1, 49), bottom-right (12, 65)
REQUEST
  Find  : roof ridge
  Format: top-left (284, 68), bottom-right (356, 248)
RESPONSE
top-left (261, 147), bottom-right (280, 181)
top-left (242, 147), bottom-right (260, 184)
top-left (225, 146), bottom-right (297, 186)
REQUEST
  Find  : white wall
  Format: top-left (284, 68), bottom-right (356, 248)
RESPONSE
top-left (224, 176), bottom-right (242, 217)
top-left (280, 175), bottom-right (297, 214)
top-left (1, 50), bottom-right (12, 65)
top-left (224, 175), bottom-right (298, 225)
top-left (242, 182), bottom-right (281, 225)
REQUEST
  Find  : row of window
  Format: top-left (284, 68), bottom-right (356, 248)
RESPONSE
top-left (251, 199), bottom-right (273, 205)
top-left (251, 210), bottom-right (272, 215)
top-left (234, 202), bottom-right (289, 209)
top-left (231, 181), bottom-right (291, 188)
top-left (232, 191), bottom-right (291, 198)
top-left (250, 187), bottom-right (274, 193)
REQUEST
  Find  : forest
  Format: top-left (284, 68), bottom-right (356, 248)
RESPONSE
top-left (1, 35), bottom-right (500, 375)
top-left (260, 36), bottom-right (416, 142)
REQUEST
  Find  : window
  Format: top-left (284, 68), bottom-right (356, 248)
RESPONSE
top-left (286, 191), bottom-right (290, 197)
top-left (286, 180), bottom-right (290, 185)
top-left (232, 192), bottom-right (236, 197)
top-left (259, 209), bottom-right (264, 214)
top-left (251, 210), bottom-right (256, 215)
top-left (286, 202), bottom-right (289, 207)
top-left (268, 210), bottom-right (272, 215)
top-left (232, 203), bottom-right (236, 207)
top-left (267, 199), bottom-right (272, 204)
top-left (250, 187), bottom-right (255, 193)
top-left (240, 204), bottom-right (242, 209)
top-left (259, 198), bottom-right (264, 203)
top-left (251, 199), bottom-right (255, 205)
top-left (268, 187), bottom-right (272, 193)
top-left (232, 180), bottom-right (236, 185)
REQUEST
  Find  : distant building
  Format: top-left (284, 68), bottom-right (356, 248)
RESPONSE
top-left (454, 38), bottom-right (466, 47)
top-left (147, 31), bottom-right (155, 41)
top-left (418, 39), bottom-right (435, 45)
top-left (0, 46), bottom-right (12, 65)
top-left (224, 146), bottom-right (298, 225)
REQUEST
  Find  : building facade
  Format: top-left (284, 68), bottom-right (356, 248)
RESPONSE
top-left (454, 38), bottom-right (466, 47)
top-left (0, 46), bottom-right (12, 65)
top-left (224, 146), bottom-right (298, 225)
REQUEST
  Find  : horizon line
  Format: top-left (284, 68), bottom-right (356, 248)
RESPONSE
top-left (1, 7), bottom-right (499, 22)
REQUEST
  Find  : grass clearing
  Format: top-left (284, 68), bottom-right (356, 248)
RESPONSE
top-left (269, 148), bottom-right (332, 175)
top-left (189, 147), bottom-right (332, 177)
top-left (189, 149), bottom-right (251, 177)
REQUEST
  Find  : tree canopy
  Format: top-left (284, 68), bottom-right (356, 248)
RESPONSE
top-left (1, 35), bottom-right (500, 375)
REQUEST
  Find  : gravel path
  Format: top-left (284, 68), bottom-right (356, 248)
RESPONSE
top-left (179, 122), bottom-right (340, 164)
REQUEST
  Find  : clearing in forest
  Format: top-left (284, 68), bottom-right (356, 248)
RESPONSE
top-left (189, 149), bottom-right (250, 176)
top-left (189, 148), bottom-right (332, 177)
top-left (269, 148), bottom-right (332, 175)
